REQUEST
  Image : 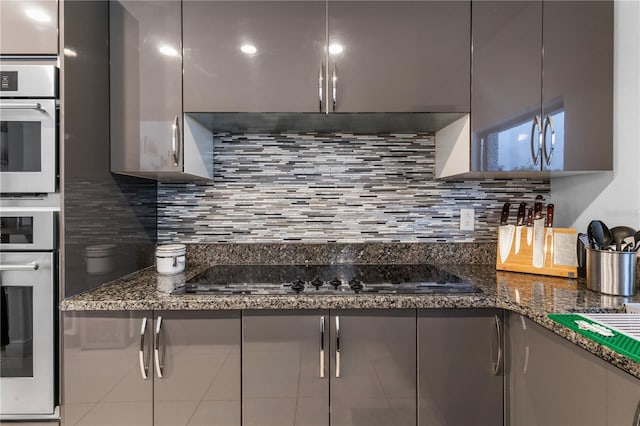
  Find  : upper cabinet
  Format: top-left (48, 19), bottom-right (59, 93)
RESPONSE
top-left (183, 0), bottom-right (470, 113)
top-left (327, 1), bottom-right (470, 113)
top-left (469, 0), bottom-right (613, 175)
top-left (0, 0), bottom-right (58, 55)
top-left (110, 0), bottom-right (213, 181)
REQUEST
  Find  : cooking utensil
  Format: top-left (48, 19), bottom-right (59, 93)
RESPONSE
top-left (587, 220), bottom-right (611, 250)
top-left (515, 202), bottom-right (526, 254)
top-left (500, 202), bottom-right (510, 225)
top-left (533, 218), bottom-right (545, 268)
top-left (545, 204), bottom-right (554, 227)
top-left (499, 225), bottom-right (515, 264)
top-left (635, 230), bottom-right (640, 251)
top-left (610, 226), bottom-right (636, 251)
top-left (526, 208), bottom-right (534, 246)
top-left (534, 195), bottom-right (544, 219)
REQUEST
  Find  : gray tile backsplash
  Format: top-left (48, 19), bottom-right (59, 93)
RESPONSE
top-left (158, 132), bottom-right (549, 243)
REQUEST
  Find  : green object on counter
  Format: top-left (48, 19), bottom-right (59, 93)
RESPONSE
top-left (548, 313), bottom-right (640, 363)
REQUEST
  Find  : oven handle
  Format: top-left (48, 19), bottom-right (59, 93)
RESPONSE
top-left (0, 102), bottom-right (43, 111)
top-left (0, 262), bottom-right (39, 271)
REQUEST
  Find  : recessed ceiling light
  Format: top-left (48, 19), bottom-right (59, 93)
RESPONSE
top-left (328, 43), bottom-right (344, 55)
top-left (158, 45), bottom-right (179, 57)
top-left (240, 44), bottom-right (257, 55)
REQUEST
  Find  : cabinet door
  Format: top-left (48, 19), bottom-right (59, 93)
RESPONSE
top-left (508, 313), bottom-right (607, 426)
top-left (327, 1), bottom-right (470, 113)
top-left (541, 1), bottom-right (613, 172)
top-left (330, 310), bottom-right (416, 426)
top-left (418, 309), bottom-right (503, 426)
top-left (471, 1), bottom-right (542, 172)
top-left (243, 310), bottom-right (330, 426)
top-left (605, 364), bottom-right (640, 426)
top-left (0, 0), bottom-right (58, 55)
top-left (183, 1), bottom-right (325, 113)
top-left (63, 311), bottom-right (153, 426)
top-left (153, 311), bottom-right (241, 426)
top-left (110, 0), bottom-right (183, 175)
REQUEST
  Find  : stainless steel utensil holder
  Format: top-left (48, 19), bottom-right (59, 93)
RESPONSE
top-left (586, 248), bottom-right (637, 296)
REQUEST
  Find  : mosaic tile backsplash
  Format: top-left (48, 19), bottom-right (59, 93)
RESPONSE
top-left (158, 133), bottom-right (550, 243)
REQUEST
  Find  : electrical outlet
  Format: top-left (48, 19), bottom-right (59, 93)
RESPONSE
top-left (460, 208), bottom-right (475, 231)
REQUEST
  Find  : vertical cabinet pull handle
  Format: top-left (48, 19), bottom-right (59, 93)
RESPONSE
top-left (331, 65), bottom-right (337, 112)
top-left (320, 316), bottom-right (325, 378)
top-left (493, 314), bottom-right (503, 376)
top-left (172, 115), bottom-right (180, 167)
top-left (542, 115), bottom-right (555, 166)
top-left (319, 64), bottom-right (324, 113)
top-left (335, 316), bottom-right (341, 378)
top-left (633, 400), bottom-right (640, 426)
top-left (139, 317), bottom-right (149, 380)
top-left (154, 316), bottom-right (164, 378)
top-left (530, 115), bottom-right (542, 166)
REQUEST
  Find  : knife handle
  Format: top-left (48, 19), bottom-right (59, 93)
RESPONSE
top-left (516, 202), bottom-right (526, 226)
top-left (500, 202), bottom-right (510, 225)
top-left (545, 204), bottom-right (554, 227)
top-left (534, 195), bottom-right (544, 219)
top-left (526, 208), bottom-right (534, 227)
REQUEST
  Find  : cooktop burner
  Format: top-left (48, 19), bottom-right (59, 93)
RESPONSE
top-left (171, 264), bottom-right (482, 295)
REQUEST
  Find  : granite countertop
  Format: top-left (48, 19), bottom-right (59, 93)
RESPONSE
top-left (60, 262), bottom-right (640, 380)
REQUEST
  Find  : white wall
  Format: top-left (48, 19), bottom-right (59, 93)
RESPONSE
top-left (551, 0), bottom-right (640, 232)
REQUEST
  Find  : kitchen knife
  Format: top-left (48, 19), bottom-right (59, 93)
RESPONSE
top-left (534, 195), bottom-right (544, 220)
top-left (500, 202), bottom-right (510, 226)
top-left (545, 204), bottom-right (554, 227)
top-left (532, 217), bottom-right (545, 268)
top-left (499, 224), bottom-right (516, 264)
top-left (526, 208), bottom-right (534, 246)
top-left (515, 202), bottom-right (526, 254)
top-left (516, 202), bottom-right (526, 226)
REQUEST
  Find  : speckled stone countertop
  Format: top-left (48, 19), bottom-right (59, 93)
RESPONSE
top-left (60, 263), bottom-right (640, 379)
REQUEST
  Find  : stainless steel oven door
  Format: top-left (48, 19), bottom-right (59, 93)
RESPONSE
top-left (0, 99), bottom-right (56, 193)
top-left (0, 252), bottom-right (54, 416)
top-left (0, 210), bottom-right (55, 251)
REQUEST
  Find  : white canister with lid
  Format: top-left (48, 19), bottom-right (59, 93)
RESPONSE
top-left (156, 244), bottom-right (186, 275)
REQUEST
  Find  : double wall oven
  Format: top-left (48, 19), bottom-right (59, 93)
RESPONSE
top-left (0, 64), bottom-right (59, 419)
top-left (1, 65), bottom-right (57, 194)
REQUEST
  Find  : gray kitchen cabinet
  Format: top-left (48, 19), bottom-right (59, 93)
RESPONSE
top-left (242, 309), bottom-right (416, 426)
top-left (183, 0), bottom-right (326, 113)
top-left (469, 1), bottom-right (612, 175)
top-left (63, 311), bottom-right (153, 426)
top-left (327, 1), bottom-right (470, 113)
top-left (183, 0), bottom-right (469, 114)
top-left (418, 309), bottom-right (504, 426)
top-left (63, 311), bottom-right (241, 426)
top-left (153, 311), bottom-right (241, 426)
top-left (0, 0), bottom-right (58, 55)
top-left (605, 363), bottom-right (640, 426)
top-left (507, 313), bottom-right (608, 426)
top-left (110, 0), bottom-right (213, 181)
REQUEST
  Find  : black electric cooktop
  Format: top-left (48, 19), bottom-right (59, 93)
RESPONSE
top-left (171, 264), bottom-right (482, 295)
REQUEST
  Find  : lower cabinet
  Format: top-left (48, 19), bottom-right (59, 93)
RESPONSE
top-left (62, 310), bottom-right (241, 426)
top-left (242, 309), bottom-right (416, 426)
top-left (508, 313), bottom-right (640, 426)
top-left (418, 309), bottom-right (504, 426)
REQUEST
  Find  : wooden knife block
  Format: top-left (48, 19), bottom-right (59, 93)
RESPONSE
top-left (496, 226), bottom-right (578, 278)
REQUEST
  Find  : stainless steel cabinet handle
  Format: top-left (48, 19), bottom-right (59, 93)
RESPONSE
top-left (320, 316), bottom-right (325, 378)
top-left (335, 316), bottom-right (341, 378)
top-left (331, 65), bottom-right (337, 112)
top-left (542, 115), bottom-right (555, 166)
top-left (0, 102), bottom-right (43, 111)
top-left (493, 314), bottom-right (503, 376)
top-left (530, 115), bottom-right (542, 166)
top-left (319, 64), bottom-right (324, 113)
top-left (0, 262), bottom-right (39, 271)
top-left (154, 316), bottom-right (164, 378)
top-left (172, 116), bottom-right (180, 167)
top-left (139, 317), bottom-right (149, 380)
top-left (633, 400), bottom-right (640, 426)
